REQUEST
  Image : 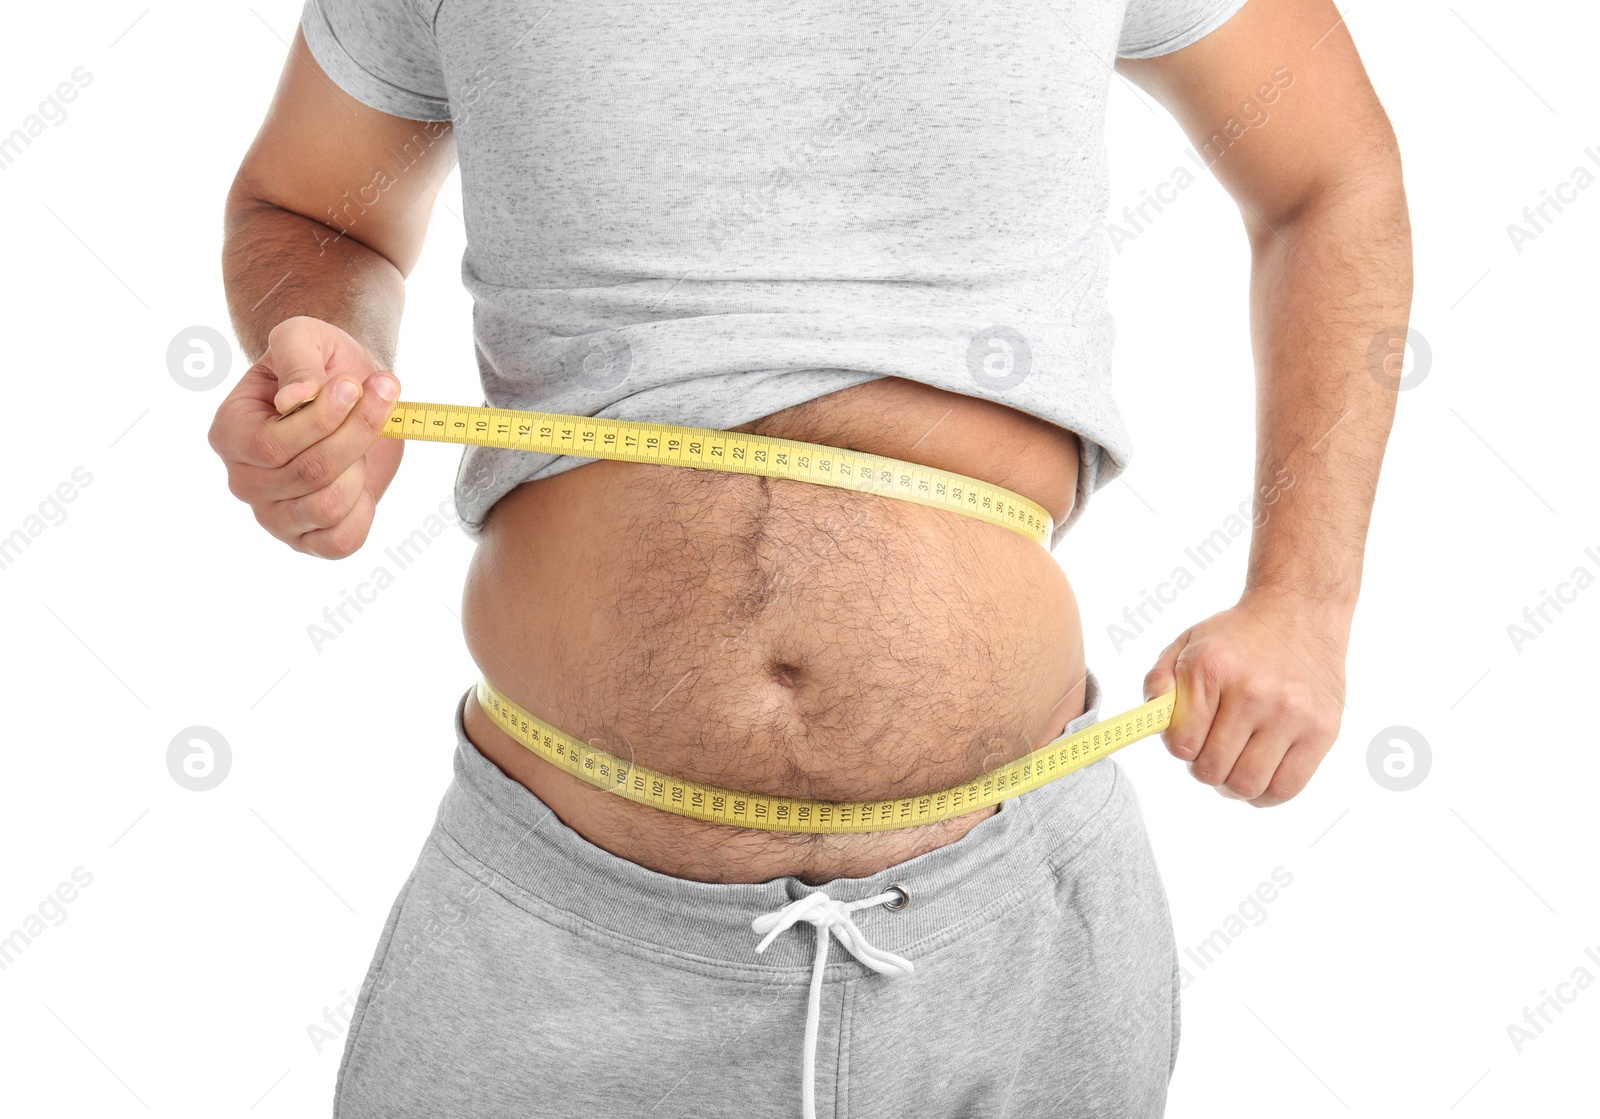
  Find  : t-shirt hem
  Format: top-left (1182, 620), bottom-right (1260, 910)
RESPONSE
top-left (1116, 0), bottom-right (1250, 59)
top-left (300, 0), bottom-right (453, 121)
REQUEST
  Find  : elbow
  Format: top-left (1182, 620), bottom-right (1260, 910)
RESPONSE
top-left (1246, 128), bottom-right (1410, 255)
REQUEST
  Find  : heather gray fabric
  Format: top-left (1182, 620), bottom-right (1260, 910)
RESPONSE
top-left (300, 0), bottom-right (1248, 549)
top-left (333, 668), bottom-right (1182, 1118)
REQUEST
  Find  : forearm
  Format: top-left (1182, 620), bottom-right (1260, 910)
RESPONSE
top-left (221, 194), bottom-right (406, 368)
top-left (1241, 171), bottom-right (1412, 625)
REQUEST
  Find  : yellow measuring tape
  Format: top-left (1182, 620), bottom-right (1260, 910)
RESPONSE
top-left (377, 400), bottom-right (1055, 545)
top-left (347, 397), bottom-right (1165, 832)
top-left (476, 677), bottom-right (1174, 834)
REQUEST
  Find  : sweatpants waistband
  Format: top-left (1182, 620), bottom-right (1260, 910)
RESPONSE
top-left (435, 667), bottom-right (1140, 969)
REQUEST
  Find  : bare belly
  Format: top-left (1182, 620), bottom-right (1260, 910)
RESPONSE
top-left (459, 376), bottom-right (1087, 884)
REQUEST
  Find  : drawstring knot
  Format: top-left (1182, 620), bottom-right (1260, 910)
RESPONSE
top-left (752, 890), bottom-right (914, 1119)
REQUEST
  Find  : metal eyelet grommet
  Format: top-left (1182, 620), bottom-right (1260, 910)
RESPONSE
top-left (882, 884), bottom-right (910, 911)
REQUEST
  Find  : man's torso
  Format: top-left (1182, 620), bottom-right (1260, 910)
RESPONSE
top-left (461, 376), bottom-right (1089, 883)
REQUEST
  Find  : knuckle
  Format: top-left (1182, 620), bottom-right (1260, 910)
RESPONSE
top-left (1275, 688), bottom-right (1309, 720)
top-left (1238, 678), bottom-right (1271, 706)
top-left (1189, 760), bottom-right (1224, 786)
top-left (313, 483), bottom-right (357, 525)
top-left (1164, 728), bottom-right (1201, 759)
top-left (1188, 648), bottom-right (1234, 687)
top-left (1264, 773), bottom-right (1305, 802)
top-left (1164, 729), bottom-right (1203, 758)
top-left (358, 395), bottom-right (392, 433)
top-left (1314, 709), bottom-right (1343, 742)
top-left (249, 427), bottom-right (290, 470)
top-left (1266, 689), bottom-right (1337, 743)
top-left (324, 519), bottom-right (368, 558)
top-left (320, 496), bottom-right (373, 558)
top-left (284, 492), bottom-right (320, 529)
top-left (1225, 774), bottom-right (1268, 800)
top-left (292, 451), bottom-right (333, 490)
top-left (297, 528), bottom-right (338, 560)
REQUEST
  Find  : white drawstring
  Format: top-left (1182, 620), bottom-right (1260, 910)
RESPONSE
top-left (752, 890), bottom-right (915, 1119)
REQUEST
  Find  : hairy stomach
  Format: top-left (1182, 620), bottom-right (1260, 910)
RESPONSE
top-left (459, 376), bottom-right (1088, 884)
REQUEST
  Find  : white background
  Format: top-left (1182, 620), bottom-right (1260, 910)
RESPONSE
top-left (1, 1), bottom-right (1594, 1116)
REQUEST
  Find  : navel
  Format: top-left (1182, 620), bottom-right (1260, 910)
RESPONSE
top-left (768, 660), bottom-right (804, 690)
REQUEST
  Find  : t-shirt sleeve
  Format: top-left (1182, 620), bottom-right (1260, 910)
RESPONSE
top-left (299, 0), bottom-right (451, 120)
top-left (1117, 0), bottom-right (1250, 59)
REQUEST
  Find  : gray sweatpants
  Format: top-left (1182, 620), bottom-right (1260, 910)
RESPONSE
top-left (334, 669), bottom-right (1180, 1118)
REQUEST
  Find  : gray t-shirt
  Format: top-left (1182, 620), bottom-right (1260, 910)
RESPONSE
top-left (300, 0), bottom-right (1246, 548)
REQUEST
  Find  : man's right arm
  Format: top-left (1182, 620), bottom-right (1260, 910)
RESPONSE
top-left (210, 26), bottom-right (457, 558)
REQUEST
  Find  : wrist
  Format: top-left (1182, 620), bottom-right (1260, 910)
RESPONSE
top-left (1238, 581), bottom-right (1358, 630)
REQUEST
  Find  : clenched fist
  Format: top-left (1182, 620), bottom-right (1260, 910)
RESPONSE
top-left (208, 316), bottom-right (402, 558)
top-left (1144, 589), bottom-right (1350, 807)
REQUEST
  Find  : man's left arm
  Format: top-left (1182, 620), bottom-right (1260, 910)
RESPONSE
top-left (1117, 0), bottom-right (1413, 806)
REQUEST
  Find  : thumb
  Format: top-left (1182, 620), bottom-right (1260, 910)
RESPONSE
top-left (270, 358), bottom-right (329, 415)
top-left (263, 318), bottom-right (338, 414)
top-left (1143, 628), bottom-right (1189, 702)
